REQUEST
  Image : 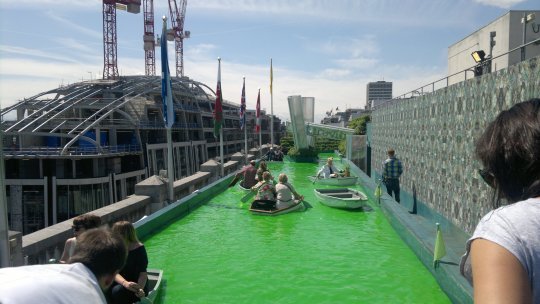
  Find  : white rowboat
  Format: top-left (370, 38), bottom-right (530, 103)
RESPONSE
top-left (249, 199), bottom-right (305, 216)
top-left (314, 188), bottom-right (368, 209)
top-left (308, 175), bottom-right (358, 186)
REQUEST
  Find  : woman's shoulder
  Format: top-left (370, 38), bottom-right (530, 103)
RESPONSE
top-left (476, 198), bottom-right (540, 234)
top-left (129, 242), bottom-right (146, 251)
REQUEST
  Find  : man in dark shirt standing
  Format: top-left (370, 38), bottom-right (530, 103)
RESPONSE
top-left (382, 149), bottom-right (403, 203)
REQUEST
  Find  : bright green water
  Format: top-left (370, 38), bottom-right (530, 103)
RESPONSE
top-left (145, 155), bottom-right (450, 303)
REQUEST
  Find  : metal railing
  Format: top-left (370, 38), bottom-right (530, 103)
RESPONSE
top-left (378, 37), bottom-right (540, 106)
top-left (3, 144), bottom-right (142, 157)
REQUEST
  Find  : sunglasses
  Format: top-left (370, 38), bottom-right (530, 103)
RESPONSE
top-left (72, 225), bottom-right (84, 232)
top-left (478, 169), bottom-right (496, 188)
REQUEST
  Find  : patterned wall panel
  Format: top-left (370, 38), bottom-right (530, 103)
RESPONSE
top-left (371, 57), bottom-right (540, 234)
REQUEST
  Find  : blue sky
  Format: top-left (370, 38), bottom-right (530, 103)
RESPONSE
top-left (0, 0), bottom-right (538, 122)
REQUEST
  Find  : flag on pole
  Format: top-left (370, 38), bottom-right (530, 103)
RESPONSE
top-left (374, 182), bottom-right (382, 198)
top-left (213, 58), bottom-right (223, 138)
top-left (433, 223), bottom-right (446, 267)
top-left (161, 17), bottom-right (174, 128)
top-left (240, 77), bottom-right (246, 130)
top-left (255, 89), bottom-right (261, 133)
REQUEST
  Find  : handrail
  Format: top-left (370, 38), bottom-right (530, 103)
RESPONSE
top-left (378, 37), bottom-right (540, 107)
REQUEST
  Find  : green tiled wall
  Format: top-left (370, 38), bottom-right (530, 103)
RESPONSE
top-left (371, 57), bottom-right (540, 234)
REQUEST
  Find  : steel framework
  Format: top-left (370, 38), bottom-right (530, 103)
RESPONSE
top-left (143, 0), bottom-right (155, 76)
top-left (168, 0), bottom-right (188, 77)
top-left (102, 0), bottom-right (141, 79)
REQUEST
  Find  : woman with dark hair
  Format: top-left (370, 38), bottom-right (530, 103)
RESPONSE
top-left (60, 213), bottom-right (102, 263)
top-left (460, 98), bottom-right (540, 303)
top-left (109, 221), bottom-right (148, 304)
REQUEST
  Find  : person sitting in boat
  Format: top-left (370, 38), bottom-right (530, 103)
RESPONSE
top-left (256, 160), bottom-right (272, 182)
top-left (109, 221), bottom-right (148, 304)
top-left (317, 157), bottom-right (341, 178)
top-left (275, 173), bottom-right (304, 209)
top-left (252, 171), bottom-right (276, 201)
top-left (240, 160), bottom-right (258, 188)
top-left (59, 213), bottom-right (102, 263)
top-left (230, 160), bottom-right (258, 188)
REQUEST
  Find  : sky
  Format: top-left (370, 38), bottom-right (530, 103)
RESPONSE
top-left (0, 0), bottom-right (538, 123)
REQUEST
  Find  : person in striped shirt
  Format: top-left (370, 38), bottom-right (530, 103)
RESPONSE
top-left (382, 149), bottom-right (403, 203)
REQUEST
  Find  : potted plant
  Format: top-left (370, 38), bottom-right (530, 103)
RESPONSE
top-left (342, 165), bottom-right (351, 177)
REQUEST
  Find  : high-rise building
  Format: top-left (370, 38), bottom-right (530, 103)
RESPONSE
top-left (366, 81), bottom-right (392, 108)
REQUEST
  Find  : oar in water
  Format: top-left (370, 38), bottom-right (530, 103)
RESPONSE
top-left (312, 174), bottom-right (320, 185)
top-left (228, 174), bottom-right (242, 188)
top-left (240, 189), bottom-right (256, 203)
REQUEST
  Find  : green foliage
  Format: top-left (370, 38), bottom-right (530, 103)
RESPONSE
top-left (279, 134), bottom-right (294, 150)
top-left (287, 146), bottom-right (318, 157)
top-left (313, 137), bottom-right (340, 152)
top-left (338, 140), bottom-right (346, 155)
top-left (348, 115), bottom-right (371, 135)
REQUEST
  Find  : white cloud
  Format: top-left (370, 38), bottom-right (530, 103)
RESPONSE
top-left (0, 0), bottom-right (100, 9)
top-left (318, 69), bottom-right (352, 78)
top-left (334, 58), bottom-right (379, 70)
top-left (46, 12), bottom-right (102, 39)
top-left (473, 0), bottom-right (525, 8)
top-left (0, 45), bottom-right (80, 63)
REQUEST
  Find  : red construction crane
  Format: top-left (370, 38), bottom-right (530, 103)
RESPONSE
top-left (142, 0), bottom-right (155, 76)
top-left (168, 0), bottom-right (189, 77)
top-left (102, 0), bottom-right (141, 79)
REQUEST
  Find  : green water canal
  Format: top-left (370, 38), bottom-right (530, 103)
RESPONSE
top-left (145, 155), bottom-right (450, 303)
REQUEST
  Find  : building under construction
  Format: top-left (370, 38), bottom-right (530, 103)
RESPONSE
top-left (1, 76), bottom-right (282, 235)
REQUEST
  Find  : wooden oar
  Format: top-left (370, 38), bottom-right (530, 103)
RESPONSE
top-left (240, 189), bottom-right (256, 203)
top-left (228, 174), bottom-right (242, 187)
top-left (312, 174), bottom-right (320, 184)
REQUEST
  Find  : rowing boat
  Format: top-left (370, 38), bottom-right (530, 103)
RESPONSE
top-left (249, 199), bottom-right (305, 216)
top-left (137, 268), bottom-right (163, 304)
top-left (308, 175), bottom-right (358, 186)
top-left (314, 188), bottom-right (368, 209)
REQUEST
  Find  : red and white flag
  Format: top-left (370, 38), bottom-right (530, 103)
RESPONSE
top-left (255, 89), bottom-right (261, 133)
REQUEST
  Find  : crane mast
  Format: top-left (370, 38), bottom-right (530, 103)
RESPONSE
top-left (102, 0), bottom-right (141, 80)
top-left (168, 0), bottom-right (188, 77)
top-left (143, 0), bottom-right (155, 76)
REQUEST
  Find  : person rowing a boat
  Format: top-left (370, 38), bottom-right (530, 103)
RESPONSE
top-left (230, 160), bottom-right (258, 189)
top-left (252, 171), bottom-right (276, 201)
top-left (275, 173), bottom-right (303, 209)
top-left (317, 157), bottom-right (341, 178)
top-left (256, 160), bottom-right (273, 182)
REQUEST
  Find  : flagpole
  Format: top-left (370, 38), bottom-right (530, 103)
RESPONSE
top-left (161, 16), bottom-right (175, 203)
top-left (242, 76), bottom-right (248, 164)
top-left (270, 58), bottom-right (274, 148)
top-left (217, 57), bottom-right (224, 177)
top-left (166, 128), bottom-right (174, 202)
top-left (256, 88), bottom-right (262, 159)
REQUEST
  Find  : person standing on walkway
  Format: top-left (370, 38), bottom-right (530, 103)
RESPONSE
top-left (382, 149), bottom-right (403, 203)
top-left (460, 98), bottom-right (540, 303)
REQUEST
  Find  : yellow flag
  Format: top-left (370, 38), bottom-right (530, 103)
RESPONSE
top-left (270, 58), bottom-right (273, 95)
top-left (433, 223), bottom-right (446, 267)
top-left (374, 184), bottom-right (382, 198)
